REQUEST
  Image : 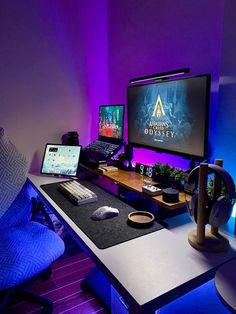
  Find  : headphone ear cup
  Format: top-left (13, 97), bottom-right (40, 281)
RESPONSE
top-left (188, 193), bottom-right (212, 224)
top-left (205, 196), bottom-right (214, 224)
top-left (188, 193), bottom-right (198, 223)
top-left (209, 196), bottom-right (233, 227)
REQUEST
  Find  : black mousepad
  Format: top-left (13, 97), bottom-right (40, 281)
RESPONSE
top-left (40, 179), bottom-right (165, 249)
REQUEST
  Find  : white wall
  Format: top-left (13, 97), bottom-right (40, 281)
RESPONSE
top-left (0, 0), bottom-right (108, 171)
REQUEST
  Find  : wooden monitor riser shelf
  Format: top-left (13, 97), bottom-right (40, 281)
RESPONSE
top-left (80, 165), bottom-right (191, 210)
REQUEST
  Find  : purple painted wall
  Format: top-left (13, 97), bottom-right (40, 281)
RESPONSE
top-left (76, 0), bottom-right (109, 143)
top-left (0, 0), bottom-right (108, 171)
top-left (1, 0), bottom-right (235, 178)
top-left (108, 0), bottom-right (225, 169)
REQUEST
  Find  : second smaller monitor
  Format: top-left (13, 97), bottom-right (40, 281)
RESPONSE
top-left (98, 104), bottom-right (124, 143)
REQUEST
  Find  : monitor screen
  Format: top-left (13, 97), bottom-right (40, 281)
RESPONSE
top-left (127, 74), bottom-right (210, 158)
top-left (41, 144), bottom-right (82, 176)
top-left (98, 105), bottom-right (124, 140)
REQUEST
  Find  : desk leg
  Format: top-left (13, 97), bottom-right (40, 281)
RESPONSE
top-left (81, 271), bottom-right (160, 314)
top-left (81, 267), bottom-right (111, 310)
top-left (111, 285), bottom-right (161, 314)
top-left (127, 303), bottom-right (160, 314)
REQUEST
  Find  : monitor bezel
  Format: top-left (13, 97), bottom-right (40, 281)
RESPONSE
top-left (98, 104), bottom-right (125, 144)
top-left (40, 143), bottom-right (82, 177)
top-left (127, 74), bottom-right (211, 159)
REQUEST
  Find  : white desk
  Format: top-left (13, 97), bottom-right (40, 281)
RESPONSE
top-left (28, 173), bottom-right (236, 314)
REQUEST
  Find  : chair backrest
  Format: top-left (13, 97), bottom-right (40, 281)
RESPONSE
top-left (0, 127), bottom-right (29, 219)
top-left (0, 181), bottom-right (32, 229)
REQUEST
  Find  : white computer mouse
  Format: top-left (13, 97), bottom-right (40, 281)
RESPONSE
top-left (91, 206), bottom-right (119, 221)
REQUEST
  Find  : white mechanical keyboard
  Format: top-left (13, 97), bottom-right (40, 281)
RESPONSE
top-left (58, 180), bottom-right (97, 205)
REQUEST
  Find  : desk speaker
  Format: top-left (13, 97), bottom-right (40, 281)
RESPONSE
top-left (125, 144), bottom-right (133, 162)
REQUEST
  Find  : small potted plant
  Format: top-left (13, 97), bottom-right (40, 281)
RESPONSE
top-left (207, 177), bottom-right (236, 205)
top-left (153, 162), bottom-right (162, 179)
top-left (169, 167), bottom-right (185, 190)
top-left (153, 162), bottom-right (172, 184)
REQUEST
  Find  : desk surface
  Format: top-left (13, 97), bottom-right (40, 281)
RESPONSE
top-left (81, 166), bottom-right (191, 210)
top-left (28, 173), bottom-right (236, 314)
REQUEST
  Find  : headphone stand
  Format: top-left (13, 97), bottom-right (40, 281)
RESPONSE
top-left (188, 162), bottom-right (229, 252)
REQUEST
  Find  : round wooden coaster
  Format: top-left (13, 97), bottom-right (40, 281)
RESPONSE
top-left (127, 211), bottom-right (155, 228)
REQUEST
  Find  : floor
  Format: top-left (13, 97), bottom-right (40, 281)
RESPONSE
top-left (6, 245), bottom-right (109, 314)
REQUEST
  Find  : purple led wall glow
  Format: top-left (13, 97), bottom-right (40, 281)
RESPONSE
top-left (76, 0), bottom-right (109, 145)
top-left (132, 148), bottom-right (190, 170)
top-left (108, 0), bottom-right (225, 169)
top-left (35, 0), bottom-right (91, 131)
top-left (37, 0), bottom-right (109, 147)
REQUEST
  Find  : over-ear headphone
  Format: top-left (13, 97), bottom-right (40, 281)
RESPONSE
top-left (187, 164), bottom-right (235, 227)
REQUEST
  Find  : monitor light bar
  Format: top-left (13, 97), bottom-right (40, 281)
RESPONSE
top-left (129, 68), bottom-right (190, 84)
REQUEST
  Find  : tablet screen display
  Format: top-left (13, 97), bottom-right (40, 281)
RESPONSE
top-left (41, 144), bottom-right (81, 176)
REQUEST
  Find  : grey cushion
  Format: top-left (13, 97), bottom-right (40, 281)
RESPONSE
top-left (0, 128), bottom-right (29, 218)
top-left (0, 221), bottom-right (65, 290)
top-left (0, 182), bottom-right (31, 228)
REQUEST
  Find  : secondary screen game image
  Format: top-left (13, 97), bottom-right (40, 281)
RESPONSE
top-left (41, 144), bottom-right (81, 176)
top-left (98, 105), bottom-right (124, 139)
top-left (128, 76), bottom-right (209, 157)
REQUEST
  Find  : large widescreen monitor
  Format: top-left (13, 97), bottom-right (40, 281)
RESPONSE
top-left (127, 74), bottom-right (211, 158)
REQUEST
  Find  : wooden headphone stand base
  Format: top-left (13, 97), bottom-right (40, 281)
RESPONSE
top-left (188, 229), bottom-right (229, 252)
